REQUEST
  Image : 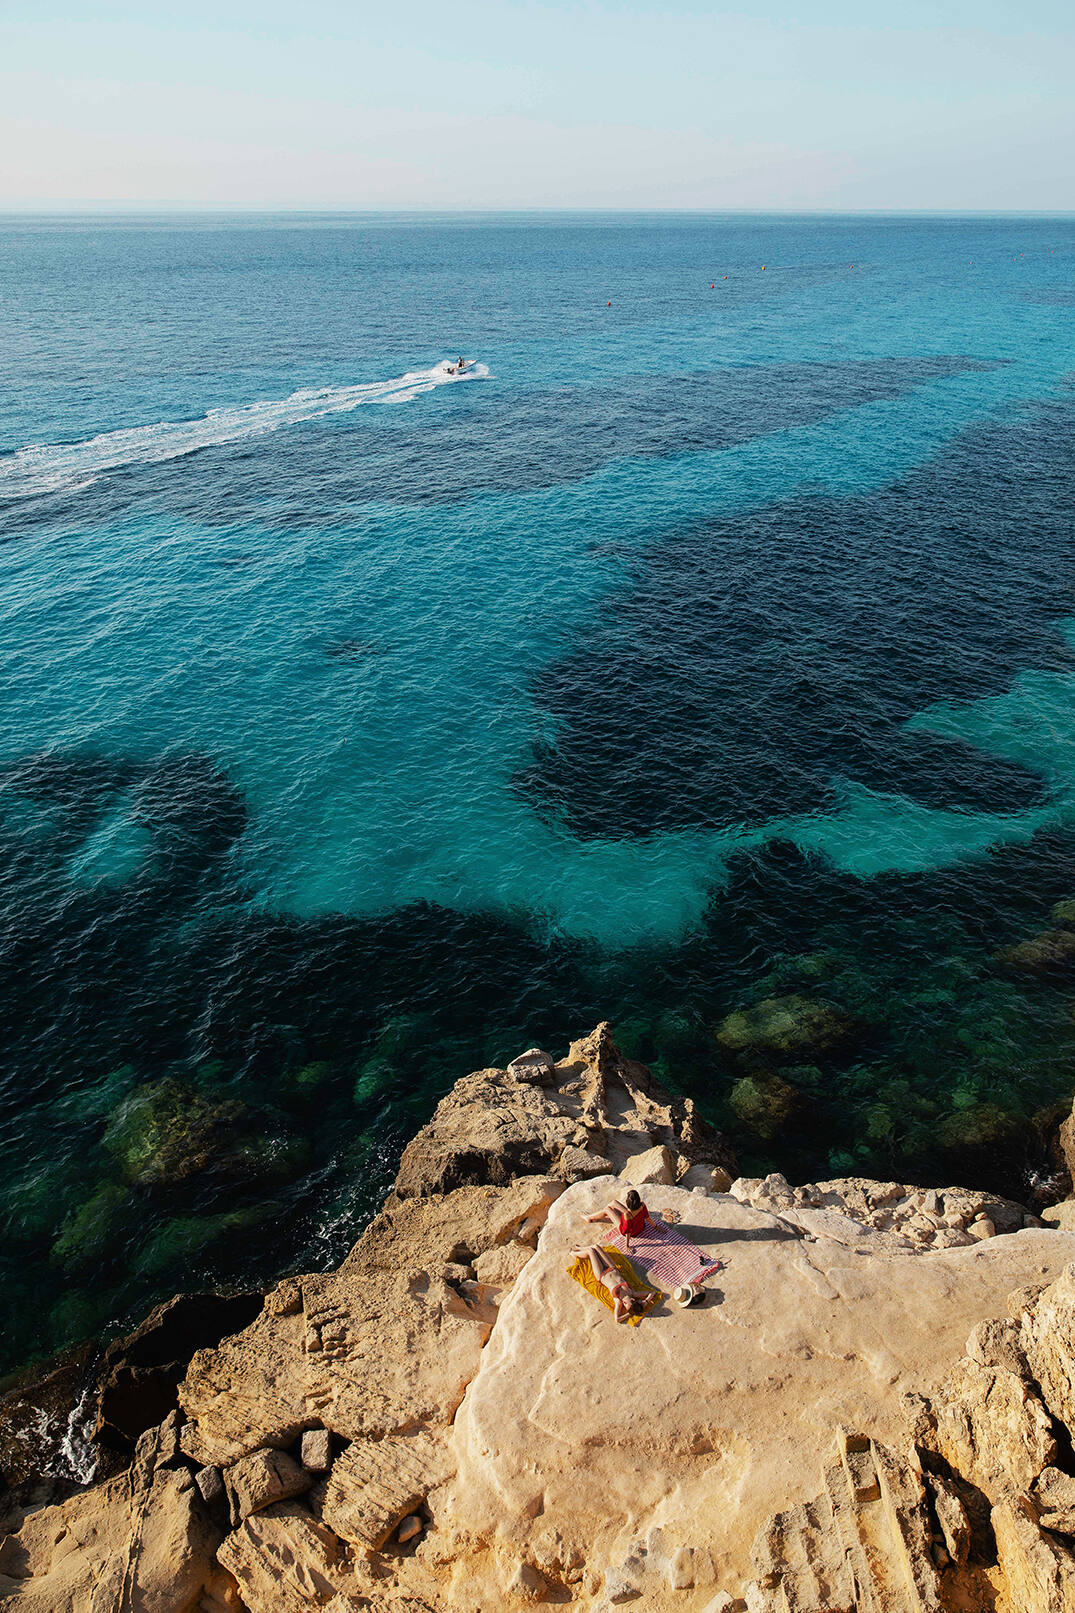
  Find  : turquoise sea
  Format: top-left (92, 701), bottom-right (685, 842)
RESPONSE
top-left (2, 212), bottom-right (1075, 1371)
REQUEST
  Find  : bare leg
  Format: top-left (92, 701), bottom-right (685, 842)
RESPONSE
top-left (585, 1199), bottom-right (628, 1225)
top-left (586, 1248), bottom-right (612, 1283)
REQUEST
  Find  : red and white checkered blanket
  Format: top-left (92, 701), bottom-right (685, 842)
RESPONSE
top-left (608, 1217), bottom-right (722, 1290)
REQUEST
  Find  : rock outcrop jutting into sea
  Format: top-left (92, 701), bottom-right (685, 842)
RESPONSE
top-left (5, 1024), bottom-right (1075, 1610)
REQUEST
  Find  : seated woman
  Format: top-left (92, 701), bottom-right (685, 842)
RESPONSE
top-left (585, 1187), bottom-right (652, 1249)
top-left (570, 1245), bottom-right (651, 1323)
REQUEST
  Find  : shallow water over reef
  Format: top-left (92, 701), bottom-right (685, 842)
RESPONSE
top-left (2, 212), bottom-right (1075, 1375)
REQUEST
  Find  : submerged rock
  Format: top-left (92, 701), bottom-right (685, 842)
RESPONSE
top-left (996, 927), bottom-right (1075, 975)
top-left (50, 1181), bottom-right (132, 1273)
top-left (728, 1072), bottom-right (801, 1139)
top-left (715, 994), bottom-right (855, 1060)
top-left (103, 1079), bottom-right (306, 1188)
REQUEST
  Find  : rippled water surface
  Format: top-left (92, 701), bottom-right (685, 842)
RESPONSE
top-left (3, 213), bottom-right (1075, 1372)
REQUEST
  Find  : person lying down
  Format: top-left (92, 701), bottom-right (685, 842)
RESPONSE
top-left (569, 1244), bottom-right (652, 1323)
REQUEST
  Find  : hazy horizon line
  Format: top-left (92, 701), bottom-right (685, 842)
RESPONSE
top-left (2, 205), bottom-right (1074, 220)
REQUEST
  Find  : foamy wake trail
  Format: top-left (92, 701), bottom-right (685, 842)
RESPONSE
top-left (0, 360), bottom-right (489, 502)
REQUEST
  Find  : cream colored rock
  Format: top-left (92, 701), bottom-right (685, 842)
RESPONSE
top-left (506, 1048), bottom-right (556, 1084)
top-left (301, 1427), bottom-right (333, 1473)
top-left (679, 1162), bottom-right (733, 1194)
top-left (991, 1495), bottom-right (1075, 1613)
top-left (179, 1266), bottom-right (490, 1468)
top-left (472, 1241), bottom-right (533, 1289)
top-left (557, 1145), bottom-right (613, 1179)
top-left (216, 1500), bottom-right (367, 1612)
top-left (1042, 1201), bottom-right (1075, 1232)
top-left (440, 1177), bottom-right (1075, 1602)
top-left (316, 1429), bottom-right (451, 1552)
top-left (620, 1145), bottom-right (675, 1187)
top-left (929, 1473), bottom-right (971, 1566)
top-left (1035, 1467), bottom-right (1075, 1535)
top-left (343, 1177), bottom-right (564, 1277)
top-left (923, 1355), bottom-right (1056, 1495)
top-left (0, 1420), bottom-right (220, 1613)
top-left (738, 1176), bottom-right (1031, 1242)
top-left (224, 1447), bottom-right (310, 1523)
top-left (746, 1430), bottom-right (945, 1613)
top-left (1021, 1261), bottom-right (1075, 1434)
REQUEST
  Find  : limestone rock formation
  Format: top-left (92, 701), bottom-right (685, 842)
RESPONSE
top-left (435, 1176), bottom-right (1075, 1609)
top-left (393, 1022), bottom-right (734, 1198)
top-left (7, 1026), bottom-right (1075, 1613)
top-left (0, 1415), bottom-right (223, 1612)
top-left (730, 1171), bottom-right (1034, 1253)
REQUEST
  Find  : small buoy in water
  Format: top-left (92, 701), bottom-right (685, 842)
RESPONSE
top-left (710, 283), bottom-right (714, 288)
top-left (762, 265), bottom-right (766, 270)
top-left (607, 300), bottom-right (611, 306)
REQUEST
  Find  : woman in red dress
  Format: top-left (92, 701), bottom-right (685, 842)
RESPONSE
top-left (584, 1187), bottom-right (652, 1250)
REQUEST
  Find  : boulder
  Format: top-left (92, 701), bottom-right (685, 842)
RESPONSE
top-left (556, 1145), bottom-right (613, 1180)
top-left (620, 1145), bottom-right (675, 1186)
top-left (472, 1242), bottom-right (533, 1289)
top-left (990, 1496), bottom-right (1075, 1613)
top-left (316, 1429), bottom-right (451, 1551)
top-left (921, 1354), bottom-right (1057, 1495)
top-left (928, 1473), bottom-right (971, 1566)
top-left (1036, 1467), bottom-right (1075, 1535)
top-left (196, 1465), bottom-right (225, 1507)
top-left (216, 1501), bottom-right (365, 1613)
top-left (224, 1448), bottom-right (311, 1524)
top-left (506, 1049), bottom-right (555, 1085)
top-left (1043, 1201), bottom-right (1075, 1232)
top-left (300, 1428), bottom-right (332, 1473)
top-left (678, 1162), bottom-right (733, 1194)
top-left (1021, 1262), bottom-right (1075, 1434)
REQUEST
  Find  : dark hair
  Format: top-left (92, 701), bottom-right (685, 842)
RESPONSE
top-left (624, 1189), bottom-right (642, 1212)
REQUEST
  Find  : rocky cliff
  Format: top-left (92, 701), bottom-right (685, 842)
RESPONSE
top-left (5, 1024), bottom-right (1075, 1611)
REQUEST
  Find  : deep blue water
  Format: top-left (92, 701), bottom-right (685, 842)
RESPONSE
top-left (3, 213), bottom-right (1075, 1373)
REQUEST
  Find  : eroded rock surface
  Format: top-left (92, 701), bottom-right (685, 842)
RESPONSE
top-left (6, 1027), bottom-right (1075, 1612)
top-left (393, 1022), bottom-right (733, 1198)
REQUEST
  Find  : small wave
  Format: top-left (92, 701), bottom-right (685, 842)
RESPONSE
top-left (0, 360), bottom-right (490, 503)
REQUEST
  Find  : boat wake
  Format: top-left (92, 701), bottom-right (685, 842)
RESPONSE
top-left (0, 360), bottom-right (489, 503)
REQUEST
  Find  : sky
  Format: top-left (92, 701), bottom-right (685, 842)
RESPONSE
top-left (1, 0), bottom-right (1073, 212)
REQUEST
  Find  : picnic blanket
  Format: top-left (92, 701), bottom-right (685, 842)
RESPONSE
top-left (608, 1217), bottom-right (722, 1290)
top-left (567, 1247), bottom-right (663, 1325)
